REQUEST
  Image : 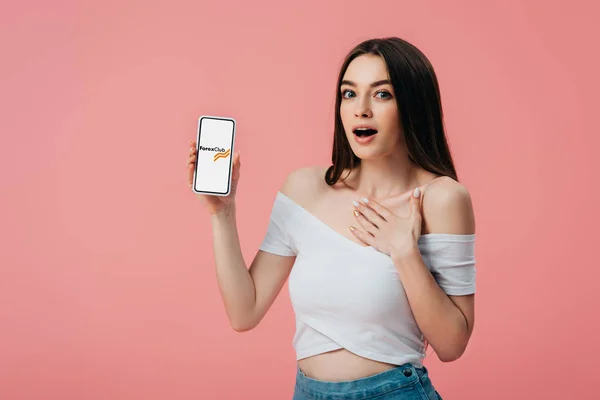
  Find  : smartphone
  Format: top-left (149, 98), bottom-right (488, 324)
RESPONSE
top-left (192, 116), bottom-right (236, 196)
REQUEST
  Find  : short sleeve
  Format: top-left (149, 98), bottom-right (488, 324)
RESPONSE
top-left (418, 234), bottom-right (476, 295)
top-left (259, 193), bottom-right (297, 257)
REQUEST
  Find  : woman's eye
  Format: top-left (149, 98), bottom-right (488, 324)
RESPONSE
top-left (342, 89), bottom-right (355, 99)
top-left (376, 91), bottom-right (392, 99)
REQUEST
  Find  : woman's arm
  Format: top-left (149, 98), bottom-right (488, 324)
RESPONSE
top-left (211, 167), bottom-right (320, 332)
top-left (392, 182), bottom-right (476, 362)
top-left (211, 205), bottom-right (295, 332)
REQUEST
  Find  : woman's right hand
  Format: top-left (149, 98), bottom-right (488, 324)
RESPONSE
top-left (187, 140), bottom-right (241, 216)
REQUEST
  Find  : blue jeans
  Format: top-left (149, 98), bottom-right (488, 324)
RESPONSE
top-left (293, 363), bottom-right (442, 400)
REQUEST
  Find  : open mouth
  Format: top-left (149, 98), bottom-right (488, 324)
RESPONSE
top-left (353, 128), bottom-right (378, 137)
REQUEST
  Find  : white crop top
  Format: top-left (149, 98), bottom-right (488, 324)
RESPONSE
top-left (259, 191), bottom-right (476, 368)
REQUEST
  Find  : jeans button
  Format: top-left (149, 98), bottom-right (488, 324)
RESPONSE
top-left (403, 368), bottom-right (412, 377)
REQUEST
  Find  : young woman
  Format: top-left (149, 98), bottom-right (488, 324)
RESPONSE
top-left (186, 37), bottom-right (476, 400)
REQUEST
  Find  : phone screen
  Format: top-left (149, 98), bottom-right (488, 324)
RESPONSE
top-left (193, 116), bottom-right (235, 196)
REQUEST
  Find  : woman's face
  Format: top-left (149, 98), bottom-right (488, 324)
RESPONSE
top-left (339, 54), bottom-right (403, 160)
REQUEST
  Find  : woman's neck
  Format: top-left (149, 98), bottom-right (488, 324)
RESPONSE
top-left (344, 153), bottom-right (420, 200)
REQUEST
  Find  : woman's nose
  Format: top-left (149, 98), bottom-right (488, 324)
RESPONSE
top-left (355, 103), bottom-right (373, 118)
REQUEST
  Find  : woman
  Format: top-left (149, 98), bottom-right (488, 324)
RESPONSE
top-left (187, 37), bottom-right (476, 400)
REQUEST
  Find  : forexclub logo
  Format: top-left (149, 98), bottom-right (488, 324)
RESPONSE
top-left (199, 146), bottom-right (231, 162)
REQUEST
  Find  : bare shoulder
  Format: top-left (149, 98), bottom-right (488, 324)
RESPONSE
top-left (421, 176), bottom-right (476, 235)
top-left (280, 165), bottom-right (329, 205)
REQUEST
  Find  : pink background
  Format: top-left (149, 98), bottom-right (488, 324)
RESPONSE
top-left (1, 0), bottom-right (598, 399)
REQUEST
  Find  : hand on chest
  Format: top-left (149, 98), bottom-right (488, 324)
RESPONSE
top-left (311, 194), bottom-right (414, 248)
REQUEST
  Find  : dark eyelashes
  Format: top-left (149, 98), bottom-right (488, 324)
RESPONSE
top-left (341, 89), bottom-right (392, 99)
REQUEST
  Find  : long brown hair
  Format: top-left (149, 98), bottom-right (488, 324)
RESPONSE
top-left (325, 37), bottom-right (458, 185)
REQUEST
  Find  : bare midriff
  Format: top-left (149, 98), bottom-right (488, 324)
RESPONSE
top-left (297, 348), bottom-right (398, 382)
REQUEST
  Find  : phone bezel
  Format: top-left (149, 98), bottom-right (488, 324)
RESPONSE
top-left (192, 115), bottom-right (236, 197)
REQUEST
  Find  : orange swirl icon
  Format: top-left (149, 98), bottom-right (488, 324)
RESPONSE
top-left (213, 149), bottom-right (230, 162)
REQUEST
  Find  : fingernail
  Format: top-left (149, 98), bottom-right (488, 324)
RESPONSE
top-left (353, 210), bottom-right (360, 217)
top-left (352, 200), bottom-right (360, 207)
top-left (413, 187), bottom-right (421, 198)
top-left (362, 198), bottom-right (369, 204)
top-left (349, 226), bottom-right (356, 231)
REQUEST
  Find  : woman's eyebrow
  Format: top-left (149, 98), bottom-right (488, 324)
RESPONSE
top-left (340, 79), bottom-right (391, 88)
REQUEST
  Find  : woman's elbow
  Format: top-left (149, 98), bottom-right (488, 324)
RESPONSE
top-left (438, 349), bottom-right (464, 363)
top-left (436, 340), bottom-right (469, 362)
top-left (229, 315), bottom-right (260, 332)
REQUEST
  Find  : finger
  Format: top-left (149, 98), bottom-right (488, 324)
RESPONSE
top-left (231, 151), bottom-right (241, 181)
top-left (353, 200), bottom-right (385, 227)
top-left (187, 154), bottom-right (197, 186)
top-left (410, 187), bottom-right (422, 217)
top-left (360, 198), bottom-right (393, 221)
top-left (188, 163), bottom-right (194, 187)
top-left (353, 209), bottom-right (378, 235)
top-left (349, 226), bottom-right (375, 246)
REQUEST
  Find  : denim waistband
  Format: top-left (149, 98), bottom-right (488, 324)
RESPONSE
top-left (294, 363), bottom-right (430, 400)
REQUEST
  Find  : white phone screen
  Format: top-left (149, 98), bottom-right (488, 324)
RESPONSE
top-left (193, 116), bottom-right (235, 196)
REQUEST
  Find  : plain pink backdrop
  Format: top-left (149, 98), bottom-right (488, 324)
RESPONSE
top-left (1, 0), bottom-right (598, 399)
